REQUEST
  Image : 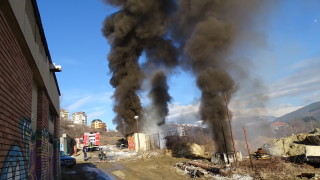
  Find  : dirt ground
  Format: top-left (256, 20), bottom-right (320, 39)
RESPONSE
top-left (96, 155), bottom-right (194, 180)
top-left (61, 145), bottom-right (320, 180)
top-left (235, 157), bottom-right (320, 180)
top-left (61, 153), bottom-right (197, 180)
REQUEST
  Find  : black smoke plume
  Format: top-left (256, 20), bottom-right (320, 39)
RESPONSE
top-left (102, 0), bottom-right (177, 135)
top-left (103, 0), bottom-right (275, 151)
top-left (168, 0), bottom-right (274, 151)
top-left (148, 71), bottom-right (171, 126)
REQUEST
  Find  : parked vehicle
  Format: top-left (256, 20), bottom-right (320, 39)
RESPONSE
top-left (60, 151), bottom-right (76, 168)
top-left (116, 138), bottom-right (128, 149)
top-left (77, 132), bottom-right (101, 151)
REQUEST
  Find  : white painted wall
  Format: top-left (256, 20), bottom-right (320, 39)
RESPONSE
top-left (134, 133), bottom-right (147, 152)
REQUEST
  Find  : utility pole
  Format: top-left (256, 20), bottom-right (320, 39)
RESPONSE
top-left (224, 92), bottom-right (237, 162)
top-left (243, 126), bottom-right (253, 168)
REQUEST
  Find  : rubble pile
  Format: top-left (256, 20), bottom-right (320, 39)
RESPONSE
top-left (175, 160), bottom-right (232, 179)
top-left (175, 160), bottom-right (256, 179)
top-left (264, 128), bottom-right (320, 157)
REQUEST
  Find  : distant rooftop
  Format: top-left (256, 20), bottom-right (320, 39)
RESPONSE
top-left (272, 121), bottom-right (288, 127)
top-left (92, 119), bottom-right (102, 123)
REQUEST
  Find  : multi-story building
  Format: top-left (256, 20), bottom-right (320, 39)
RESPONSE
top-left (0, 0), bottom-right (61, 179)
top-left (72, 112), bottom-right (87, 125)
top-left (60, 109), bottom-right (70, 121)
top-left (91, 119), bottom-right (107, 131)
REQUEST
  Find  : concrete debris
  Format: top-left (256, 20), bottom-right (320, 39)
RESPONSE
top-left (211, 152), bottom-right (243, 165)
top-left (305, 146), bottom-right (320, 163)
top-left (263, 128), bottom-right (320, 157)
top-left (176, 162), bottom-right (205, 178)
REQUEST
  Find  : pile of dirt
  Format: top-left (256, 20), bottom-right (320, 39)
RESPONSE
top-left (264, 128), bottom-right (320, 157)
top-left (167, 143), bottom-right (210, 158)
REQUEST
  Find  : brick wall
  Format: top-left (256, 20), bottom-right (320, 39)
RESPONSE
top-left (0, 8), bottom-right (60, 180)
top-left (0, 10), bottom-right (33, 179)
top-left (53, 115), bottom-right (61, 179)
top-left (36, 90), bottom-right (50, 180)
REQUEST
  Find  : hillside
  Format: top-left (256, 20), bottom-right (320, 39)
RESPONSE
top-left (275, 101), bottom-right (320, 123)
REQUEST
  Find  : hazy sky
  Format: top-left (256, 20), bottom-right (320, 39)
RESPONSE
top-left (37, 0), bottom-right (320, 130)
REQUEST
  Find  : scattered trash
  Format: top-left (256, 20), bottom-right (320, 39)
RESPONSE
top-left (176, 161), bottom-right (233, 178)
top-left (176, 162), bottom-right (204, 178)
top-left (253, 148), bottom-right (271, 160)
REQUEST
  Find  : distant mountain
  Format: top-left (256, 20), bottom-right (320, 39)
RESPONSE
top-left (233, 116), bottom-right (276, 125)
top-left (274, 101), bottom-right (320, 123)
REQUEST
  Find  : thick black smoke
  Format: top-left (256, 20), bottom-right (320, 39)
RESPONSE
top-left (148, 71), bottom-right (171, 126)
top-left (169, 0), bottom-right (274, 152)
top-left (102, 0), bottom-right (177, 135)
top-left (103, 0), bottom-right (274, 151)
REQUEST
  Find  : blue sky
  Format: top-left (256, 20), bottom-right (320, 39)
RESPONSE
top-left (37, 0), bottom-right (320, 129)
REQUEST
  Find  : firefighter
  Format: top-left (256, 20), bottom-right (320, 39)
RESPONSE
top-left (99, 149), bottom-right (107, 162)
top-left (83, 147), bottom-right (88, 161)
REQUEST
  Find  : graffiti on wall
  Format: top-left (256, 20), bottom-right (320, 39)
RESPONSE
top-left (25, 120), bottom-right (37, 180)
top-left (37, 129), bottom-right (49, 180)
top-left (53, 139), bottom-right (61, 180)
top-left (0, 118), bottom-right (55, 180)
top-left (0, 118), bottom-right (31, 180)
top-left (0, 146), bottom-right (27, 180)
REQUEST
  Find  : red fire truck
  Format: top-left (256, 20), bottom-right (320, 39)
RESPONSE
top-left (78, 132), bottom-right (100, 151)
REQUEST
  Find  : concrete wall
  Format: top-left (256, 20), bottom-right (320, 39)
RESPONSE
top-left (134, 133), bottom-right (147, 152)
top-left (8, 0), bottom-right (60, 113)
top-left (129, 133), bottom-right (166, 152)
top-left (0, 0), bottom-right (60, 179)
top-left (60, 134), bottom-right (75, 156)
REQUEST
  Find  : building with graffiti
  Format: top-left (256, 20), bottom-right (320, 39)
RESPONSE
top-left (0, 0), bottom-right (61, 179)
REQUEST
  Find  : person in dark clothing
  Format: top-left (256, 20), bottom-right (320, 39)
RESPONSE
top-left (83, 147), bottom-right (87, 161)
top-left (99, 149), bottom-right (107, 162)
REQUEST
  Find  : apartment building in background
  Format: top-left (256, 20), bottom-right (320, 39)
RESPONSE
top-left (91, 119), bottom-right (107, 131)
top-left (72, 112), bottom-right (87, 125)
top-left (0, 0), bottom-right (61, 179)
top-left (60, 109), bottom-right (70, 121)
